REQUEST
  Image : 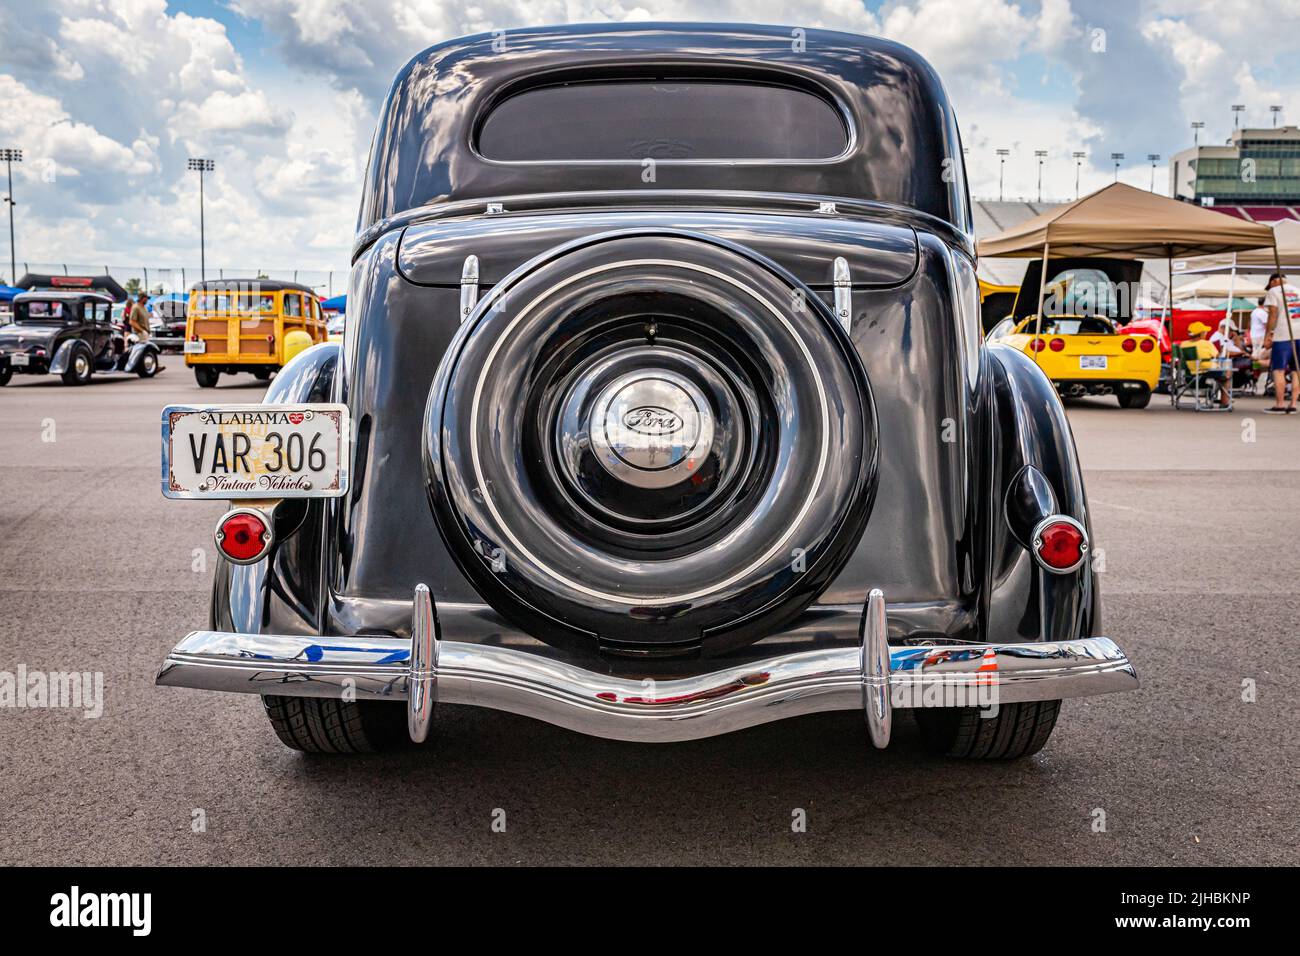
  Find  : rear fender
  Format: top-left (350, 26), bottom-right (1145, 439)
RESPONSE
top-left (49, 339), bottom-right (81, 375)
top-left (985, 344), bottom-right (1098, 643)
top-left (211, 342), bottom-right (341, 635)
top-left (122, 341), bottom-right (159, 373)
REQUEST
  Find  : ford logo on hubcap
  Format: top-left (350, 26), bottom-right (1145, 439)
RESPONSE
top-left (622, 405), bottom-right (683, 435)
top-left (585, 370), bottom-right (715, 489)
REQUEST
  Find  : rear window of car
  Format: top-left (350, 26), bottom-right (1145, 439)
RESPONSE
top-left (477, 80), bottom-right (848, 161)
top-left (16, 301), bottom-right (67, 321)
top-left (1044, 268), bottom-right (1122, 319)
top-left (194, 292), bottom-right (277, 314)
top-left (1038, 317), bottom-right (1117, 335)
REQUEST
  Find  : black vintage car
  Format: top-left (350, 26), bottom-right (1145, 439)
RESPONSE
top-left (156, 24), bottom-right (1138, 757)
top-left (0, 275), bottom-right (162, 385)
top-left (149, 296), bottom-right (187, 354)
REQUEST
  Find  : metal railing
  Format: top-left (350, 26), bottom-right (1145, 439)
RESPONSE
top-left (3, 263), bottom-right (350, 297)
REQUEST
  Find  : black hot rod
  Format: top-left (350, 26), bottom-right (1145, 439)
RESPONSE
top-left (156, 24), bottom-right (1137, 757)
top-left (0, 274), bottom-right (161, 385)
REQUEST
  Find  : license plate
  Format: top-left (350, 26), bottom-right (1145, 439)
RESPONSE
top-left (1080, 355), bottom-right (1107, 370)
top-left (161, 404), bottom-right (349, 499)
top-left (10, 352), bottom-right (29, 367)
top-left (184, 340), bottom-right (207, 354)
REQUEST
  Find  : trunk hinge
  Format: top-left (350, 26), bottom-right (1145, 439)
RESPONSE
top-left (459, 255), bottom-right (479, 323)
top-left (833, 256), bottom-right (852, 333)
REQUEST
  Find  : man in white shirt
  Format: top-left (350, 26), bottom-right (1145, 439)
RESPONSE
top-left (1248, 297), bottom-right (1271, 395)
top-left (1211, 318), bottom-right (1252, 394)
top-left (1211, 317), bottom-right (1243, 356)
top-left (1250, 297), bottom-right (1269, 349)
top-left (1262, 273), bottom-right (1297, 413)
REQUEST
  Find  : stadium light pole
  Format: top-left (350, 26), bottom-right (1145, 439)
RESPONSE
top-left (1111, 152), bottom-right (1125, 182)
top-left (1, 148), bottom-right (20, 286)
top-left (1270, 105), bottom-right (1283, 128)
top-left (1034, 150), bottom-right (1048, 203)
top-left (1072, 151), bottom-right (1086, 200)
top-left (1191, 121), bottom-right (1204, 146)
top-left (1147, 154), bottom-right (1161, 192)
top-left (1232, 104), bottom-right (1245, 130)
top-left (996, 148), bottom-right (1010, 201)
top-left (187, 158), bottom-right (215, 283)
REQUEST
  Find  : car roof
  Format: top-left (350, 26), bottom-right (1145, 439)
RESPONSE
top-left (13, 290), bottom-right (114, 304)
top-left (190, 279), bottom-right (317, 295)
top-left (357, 23), bottom-right (970, 247)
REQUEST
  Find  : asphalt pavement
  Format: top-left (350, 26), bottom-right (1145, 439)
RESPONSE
top-left (1, 367), bottom-right (1296, 865)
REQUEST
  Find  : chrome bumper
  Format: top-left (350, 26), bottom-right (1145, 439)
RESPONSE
top-left (156, 586), bottom-right (1138, 746)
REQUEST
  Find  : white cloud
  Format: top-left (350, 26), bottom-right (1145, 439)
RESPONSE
top-left (0, 0), bottom-right (356, 278)
top-left (3, 0), bottom-right (1300, 279)
top-left (175, 90), bottom-right (292, 137)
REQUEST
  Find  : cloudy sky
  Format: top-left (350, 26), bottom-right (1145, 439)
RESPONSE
top-left (0, 0), bottom-right (1296, 285)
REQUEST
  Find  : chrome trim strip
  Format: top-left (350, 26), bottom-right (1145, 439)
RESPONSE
top-left (861, 588), bottom-right (890, 748)
top-left (156, 625), bottom-right (1138, 745)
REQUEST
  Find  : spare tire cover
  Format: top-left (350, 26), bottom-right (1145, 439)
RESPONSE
top-left (425, 231), bottom-right (878, 656)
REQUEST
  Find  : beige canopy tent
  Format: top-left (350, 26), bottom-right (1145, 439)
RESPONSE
top-left (1174, 275), bottom-right (1267, 300)
top-left (977, 182), bottom-right (1277, 259)
top-left (976, 182), bottom-right (1286, 362)
top-left (1177, 218), bottom-right (1300, 273)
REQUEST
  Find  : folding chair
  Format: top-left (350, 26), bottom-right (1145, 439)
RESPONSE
top-left (1171, 343), bottom-right (1233, 412)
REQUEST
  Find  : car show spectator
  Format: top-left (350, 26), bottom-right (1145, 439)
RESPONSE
top-left (1249, 296), bottom-right (1271, 395)
top-left (1211, 317), bottom-right (1253, 392)
top-left (1249, 296), bottom-right (1269, 349)
top-left (127, 292), bottom-right (151, 342)
top-left (1261, 273), bottom-right (1296, 413)
top-left (1184, 320), bottom-right (1231, 408)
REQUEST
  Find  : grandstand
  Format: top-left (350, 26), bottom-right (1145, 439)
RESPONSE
top-left (1169, 126), bottom-right (1300, 218)
top-left (1201, 204), bottom-right (1300, 222)
top-left (973, 200), bottom-right (1169, 301)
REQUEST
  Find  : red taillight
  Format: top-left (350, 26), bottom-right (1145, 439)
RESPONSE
top-left (1029, 338), bottom-right (1046, 352)
top-left (1122, 337), bottom-right (1137, 352)
top-left (267, 333), bottom-right (275, 344)
top-left (1049, 337), bottom-right (1065, 352)
top-left (1139, 338), bottom-right (1154, 352)
top-left (215, 510), bottom-right (272, 563)
top-left (1034, 518), bottom-right (1087, 573)
top-left (191, 333), bottom-right (198, 341)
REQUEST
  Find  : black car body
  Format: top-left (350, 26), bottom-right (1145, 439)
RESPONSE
top-left (150, 298), bottom-right (187, 353)
top-left (157, 24), bottom-right (1138, 757)
top-left (0, 275), bottom-right (162, 385)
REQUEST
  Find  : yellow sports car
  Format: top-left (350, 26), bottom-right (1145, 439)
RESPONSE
top-left (989, 314), bottom-right (1160, 408)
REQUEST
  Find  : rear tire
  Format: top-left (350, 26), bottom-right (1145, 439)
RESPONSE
top-left (1118, 387), bottom-right (1151, 409)
top-left (261, 695), bottom-right (415, 753)
top-left (0, 367), bottom-right (11, 386)
top-left (62, 348), bottom-right (92, 386)
top-left (194, 366), bottom-right (220, 388)
top-left (913, 700), bottom-right (1061, 759)
top-left (253, 369), bottom-right (272, 381)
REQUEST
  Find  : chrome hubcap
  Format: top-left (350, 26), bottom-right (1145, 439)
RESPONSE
top-left (588, 370), bottom-right (714, 489)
